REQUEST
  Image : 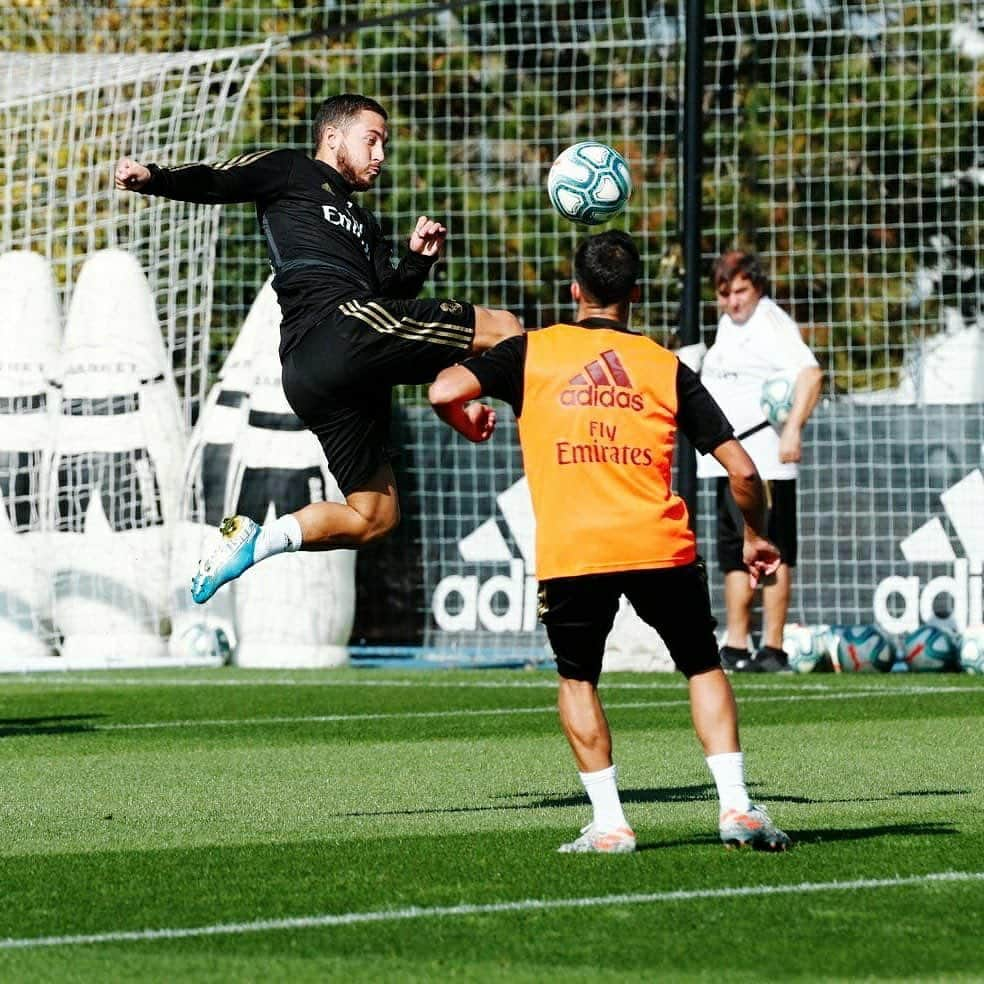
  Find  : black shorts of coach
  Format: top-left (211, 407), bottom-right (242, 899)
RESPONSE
top-left (537, 561), bottom-right (721, 685)
top-left (715, 477), bottom-right (798, 574)
top-left (281, 296), bottom-right (476, 495)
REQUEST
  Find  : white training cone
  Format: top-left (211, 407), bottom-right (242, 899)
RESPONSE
top-left (48, 250), bottom-right (186, 667)
top-left (0, 251), bottom-right (62, 666)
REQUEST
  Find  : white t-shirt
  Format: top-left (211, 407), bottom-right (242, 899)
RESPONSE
top-left (697, 296), bottom-right (818, 480)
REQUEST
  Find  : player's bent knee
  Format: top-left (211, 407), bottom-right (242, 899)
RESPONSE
top-left (472, 306), bottom-right (523, 352)
top-left (361, 509), bottom-right (399, 544)
top-left (345, 497), bottom-right (400, 546)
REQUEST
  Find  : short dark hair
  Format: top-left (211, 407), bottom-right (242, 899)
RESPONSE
top-left (712, 250), bottom-right (769, 295)
top-left (573, 231), bottom-right (642, 306)
top-left (312, 93), bottom-right (388, 151)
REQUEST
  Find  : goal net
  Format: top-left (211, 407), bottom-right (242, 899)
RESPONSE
top-left (0, 43), bottom-right (273, 666)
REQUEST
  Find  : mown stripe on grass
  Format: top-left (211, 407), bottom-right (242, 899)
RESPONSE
top-left (0, 687), bottom-right (970, 733)
top-left (1, 871), bottom-right (980, 950)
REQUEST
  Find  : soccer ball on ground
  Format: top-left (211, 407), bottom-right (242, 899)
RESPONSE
top-left (832, 624), bottom-right (895, 672)
top-left (175, 622), bottom-right (233, 665)
top-left (782, 623), bottom-right (834, 673)
top-left (959, 624), bottom-right (984, 674)
top-left (901, 623), bottom-right (961, 672)
top-left (547, 141), bottom-right (632, 226)
top-left (760, 374), bottom-right (796, 428)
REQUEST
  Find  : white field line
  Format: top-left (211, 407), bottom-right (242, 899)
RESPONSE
top-left (3, 686), bottom-right (973, 733)
top-left (0, 675), bottom-right (722, 690)
top-left (1, 871), bottom-right (980, 951)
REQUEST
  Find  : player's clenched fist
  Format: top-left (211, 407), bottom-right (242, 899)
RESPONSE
top-left (114, 159), bottom-right (151, 191)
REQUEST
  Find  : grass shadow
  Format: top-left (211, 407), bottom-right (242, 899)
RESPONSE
top-left (0, 714), bottom-right (103, 737)
top-left (636, 820), bottom-right (960, 852)
top-left (333, 784), bottom-right (970, 820)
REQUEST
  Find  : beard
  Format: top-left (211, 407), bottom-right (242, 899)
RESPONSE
top-left (335, 144), bottom-right (374, 191)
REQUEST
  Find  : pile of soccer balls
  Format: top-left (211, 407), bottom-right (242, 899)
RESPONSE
top-left (782, 622), bottom-right (984, 673)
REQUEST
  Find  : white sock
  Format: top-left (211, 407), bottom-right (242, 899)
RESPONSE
top-left (252, 514), bottom-right (303, 563)
top-left (706, 751), bottom-right (752, 814)
top-left (579, 765), bottom-right (629, 831)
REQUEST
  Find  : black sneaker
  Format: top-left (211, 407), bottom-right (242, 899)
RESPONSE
top-left (750, 645), bottom-right (793, 673)
top-left (719, 646), bottom-right (752, 672)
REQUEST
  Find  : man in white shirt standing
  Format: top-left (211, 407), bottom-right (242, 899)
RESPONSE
top-left (698, 251), bottom-right (823, 672)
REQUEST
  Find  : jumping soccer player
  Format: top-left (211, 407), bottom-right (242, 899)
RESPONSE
top-left (115, 93), bottom-right (522, 602)
top-left (428, 231), bottom-right (792, 854)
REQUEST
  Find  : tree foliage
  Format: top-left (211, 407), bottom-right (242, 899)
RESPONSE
top-left (4, 1), bottom-right (982, 392)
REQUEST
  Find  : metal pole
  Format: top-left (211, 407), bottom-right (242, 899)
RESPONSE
top-left (677, 0), bottom-right (704, 527)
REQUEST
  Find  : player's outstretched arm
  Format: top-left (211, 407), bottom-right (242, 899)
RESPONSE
top-left (115, 158), bottom-right (152, 191)
top-left (429, 365), bottom-right (497, 443)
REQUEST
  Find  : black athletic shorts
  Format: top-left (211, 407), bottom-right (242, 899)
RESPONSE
top-left (281, 296), bottom-right (475, 495)
top-left (715, 477), bottom-right (798, 573)
top-left (537, 561), bottom-right (720, 684)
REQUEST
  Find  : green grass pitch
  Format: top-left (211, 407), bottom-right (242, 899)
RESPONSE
top-left (0, 669), bottom-right (981, 981)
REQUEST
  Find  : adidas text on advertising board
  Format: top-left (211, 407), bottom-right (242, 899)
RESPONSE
top-left (432, 559), bottom-right (539, 633)
top-left (872, 469), bottom-right (984, 633)
top-left (431, 479), bottom-right (539, 634)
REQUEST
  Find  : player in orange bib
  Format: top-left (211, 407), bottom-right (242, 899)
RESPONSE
top-left (429, 231), bottom-right (791, 853)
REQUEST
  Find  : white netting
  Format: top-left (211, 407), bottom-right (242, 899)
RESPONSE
top-left (0, 43), bottom-right (274, 417)
top-left (2, 3), bottom-right (983, 668)
top-left (0, 42), bottom-right (274, 666)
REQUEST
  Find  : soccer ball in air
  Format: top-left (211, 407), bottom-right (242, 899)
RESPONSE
top-left (959, 624), bottom-right (984, 674)
top-left (832, 624), bottom-right (895, 672)
top-left (783, 623), bottom-right (834, 673)
top-left (760, 374), bottom-right (796, 428)
top-left (547, 142), bottom-right (632, 226)
top-left (901, 624), bottom-right (961, 672)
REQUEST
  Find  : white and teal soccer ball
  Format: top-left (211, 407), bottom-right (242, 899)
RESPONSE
top-left (902, 624), bottom-right (961, 672)
top-left (176, 623), bottom-right (233, 665)
top-left (783, 623), bottom-right (834, 673)
top-left (547, 142), bottom-right (632, 226)
top-left (832, 624), bottom-right (895, 672)
top-left (760, 374), bottom-right (796, 428)
top-left (959, 624), bottom-right (984, 674)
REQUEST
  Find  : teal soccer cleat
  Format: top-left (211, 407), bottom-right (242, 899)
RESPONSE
top-left (191, 515), bottom-right (260, 604)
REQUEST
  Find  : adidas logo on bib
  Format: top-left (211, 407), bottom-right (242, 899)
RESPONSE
top-left (560, 349), bottom-right (644, 411)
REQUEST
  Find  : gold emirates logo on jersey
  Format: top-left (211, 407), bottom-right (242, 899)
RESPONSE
top-left (560, 349), bottom-right (644, 411)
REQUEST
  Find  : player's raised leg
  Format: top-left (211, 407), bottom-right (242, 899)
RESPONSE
top-left (191, 462), bottom-right (398, 603)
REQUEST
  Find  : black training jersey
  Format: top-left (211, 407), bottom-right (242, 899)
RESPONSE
top-left (140, 148), bottom-right (437, 357)
top-left (462, 318), bottom-right (736, 457)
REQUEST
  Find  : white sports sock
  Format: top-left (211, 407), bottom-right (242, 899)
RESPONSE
top-left (706, 751), bottom-right (752, 814)
top-left (579, 765), bottom-right (629, 831)
top-left (252, 514), bottom-right (303, 563)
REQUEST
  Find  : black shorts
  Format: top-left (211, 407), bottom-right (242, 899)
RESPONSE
top-left (537, 561), bottom-right (720, 684)
top-left (281, 296), bottom-right (475, 495)
top-left (715, 477), bottom-right (797, 573)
